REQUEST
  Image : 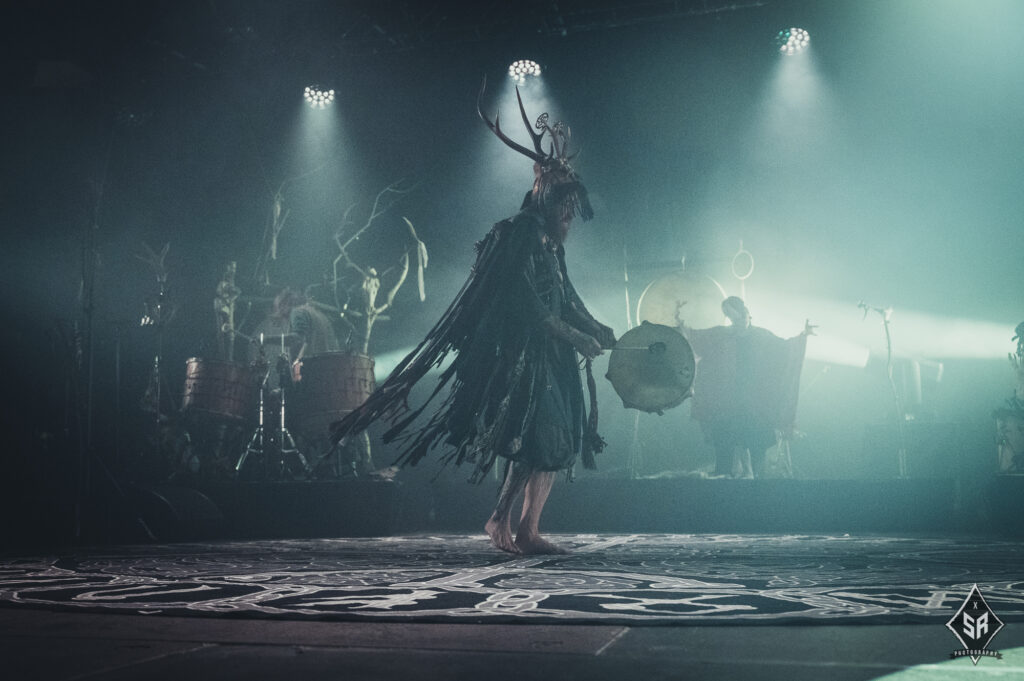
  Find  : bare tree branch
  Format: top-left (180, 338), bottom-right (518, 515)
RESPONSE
top-left (329, 179), bottom-right (425, 354)
top-left (339, 179), bottom-right (418, 252)
top-left (377, 252), bottom-right (410, 314)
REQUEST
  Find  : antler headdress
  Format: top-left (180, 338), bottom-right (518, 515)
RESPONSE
top-left (477, 77), bottom-right (594, 221)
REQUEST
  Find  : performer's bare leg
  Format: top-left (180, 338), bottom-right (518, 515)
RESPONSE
top-left (515, 470), bottom-right (568, 555)
top-left (485, 462), bottom-right (530, 554)
top-left (358, 431), bottom-right (373, 474)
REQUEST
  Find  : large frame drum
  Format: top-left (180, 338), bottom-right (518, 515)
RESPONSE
top-left (181, 358), bottom-right (260, 423)
top-left (636, 270), bottom-right (727, 330)
top-left (291, 352), bottom-right (376, 441)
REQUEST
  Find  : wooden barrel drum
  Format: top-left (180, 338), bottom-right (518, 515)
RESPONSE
top-left (181, 358), bottom-right (260, 423)
top-left (291, 352), bottom-right (376, 441)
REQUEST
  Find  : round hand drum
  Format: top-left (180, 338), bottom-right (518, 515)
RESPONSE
top-left (605, 322), bottom-right (695, 415)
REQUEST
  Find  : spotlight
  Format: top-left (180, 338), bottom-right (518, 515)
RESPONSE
top-left (303, 85), bottom-right (335, 109)
top-left (508, 59), bottom-right (541, 85)
top-left (776, 27), bottom-right (810, 56)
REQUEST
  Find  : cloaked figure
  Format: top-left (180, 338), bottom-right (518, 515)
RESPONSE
top-left (679, 296), bottom-right (813, 478)
top-left (330, 82), bottom-right (615, 554)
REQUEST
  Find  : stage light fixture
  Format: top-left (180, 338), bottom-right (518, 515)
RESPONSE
top-left (508, 59), bottom-right (541, 84)
top-left (304, 85), bottom-right (335, 109)
top-left (776, 27), bottom-right (810, 56)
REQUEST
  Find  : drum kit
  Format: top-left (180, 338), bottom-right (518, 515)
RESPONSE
top-left (179, 337), bottom-right (375, 481)
top-left (168, 264), bottom-right (719, 479)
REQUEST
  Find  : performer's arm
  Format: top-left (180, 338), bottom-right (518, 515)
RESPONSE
top-left (543, 316), bottom-right (603, 358)
top-left (513, 236), bottom-right (603, 359)
top-left (289, 308), bottom-right (310, 380)
top-left (676, 320), bottom-right (716, 360)
top-left (563, 278), bottom-right (616, 349)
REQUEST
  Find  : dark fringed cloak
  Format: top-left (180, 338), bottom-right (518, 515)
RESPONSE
top-left (330, 208), bottom-right (603, 481)
top-left (683, 325), bottom-right (807, 439)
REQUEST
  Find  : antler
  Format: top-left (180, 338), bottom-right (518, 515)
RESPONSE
top-left (477, 76), bottom-right (545, 164)
top-left (533, 112), bottom-right (577, 166)
top-left (516, 88), bottom-right (546, 156)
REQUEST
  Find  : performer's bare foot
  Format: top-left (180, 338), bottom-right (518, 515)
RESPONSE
top-left (485, 516), bottom-right (520, 554)
top-left (515, 532), bottom-right (569, 555)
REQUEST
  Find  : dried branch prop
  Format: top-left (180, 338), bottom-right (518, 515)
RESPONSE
top-left (250, 158), bottom-right (333, 289)
top-left (135, 241), bottom-right (175, 420)
top-left (405, 217), bottom-right (429, 302)
top-left (135, 241), bottom-right (170, 286)
top-left (135, 242), bottom-right (175, 327)
top-left (329, 180), bottom-right (426, 354)
top-left (213, 261), bottom-right (241, 361)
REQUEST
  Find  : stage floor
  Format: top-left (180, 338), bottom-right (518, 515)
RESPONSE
top-left (2, 533), bottom-right (1022, 680)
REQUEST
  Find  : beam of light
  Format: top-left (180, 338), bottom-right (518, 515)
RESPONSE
top-left (776, 27), bottom-right (810, 56)
top-left (303, 85), bottom-right (335, 109)
top-left (689, 24), bottom-right (835, 278)
top-left (744, 291), bottom-right (1017, 365)
top-left (471, 71), bottom-right (561, 211)
top-left (508, 59), bottom-right (541, 85)
top-left (371, 346), bottom-right (454, 379)
top-left (738, 295), bottom-right (872, 368)
top-left (294, 82), bottom-right (343, 168)
top-left (496, 75), bottom-right (557, 141)
top-left (865, 309), bottom-right (1015, 361)
top-left (805, 335), bottom-right (871, 368)
top-left (764, 36), bottom-right (828, 119)
top-left (372, 347), bottom-right (415, 379)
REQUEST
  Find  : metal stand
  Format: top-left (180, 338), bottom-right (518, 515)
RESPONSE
top-left (274, 375), bottom-right (311, 477)
top-left (860, 302), bottom-right (909, 478)
top-left (622, 242), bottom-right (641, 479)
top-left (236, 355), bottom-right (311, 479)
top-left (234, 365), bottom-right (268, 478)
top-left (627, 411), bottom-right (642, 479)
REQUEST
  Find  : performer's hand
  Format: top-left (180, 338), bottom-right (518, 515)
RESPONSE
top-left (291, 359), bottom-right (303, 382)
top-left (594, 322), bottom-right (617, 349)
top-left (543, 316), bottom-right (604, 358)
top-left (802, 319), bottom-right (818, 337)
top-left (574, 333), bottom-right (604, 359)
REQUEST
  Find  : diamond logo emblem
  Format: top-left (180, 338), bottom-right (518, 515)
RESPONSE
top-left (945, 583), bottom-right (1004, 664)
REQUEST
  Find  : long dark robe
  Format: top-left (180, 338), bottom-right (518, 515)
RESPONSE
top-left (683, 324), bottom-right (807, 442)
top-left (330, 208), bottom-right (603, 481)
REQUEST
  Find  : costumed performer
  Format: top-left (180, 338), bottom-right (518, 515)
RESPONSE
top-left (678, 296), bottom-right (813, 478)
top-left (330, 83), bottom-right (616, 554)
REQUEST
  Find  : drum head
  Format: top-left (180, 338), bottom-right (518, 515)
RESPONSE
top-left (605, 322), bottom-right (695, 414)
top-left (636, 270), bottom-right (727, 330)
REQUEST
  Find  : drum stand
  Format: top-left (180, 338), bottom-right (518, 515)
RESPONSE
top-left (236, 357), bottom-right (312, 479)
